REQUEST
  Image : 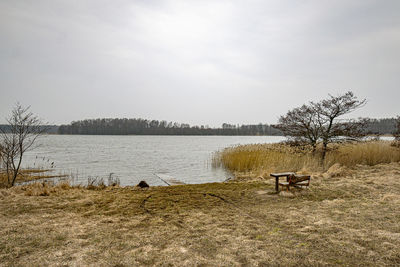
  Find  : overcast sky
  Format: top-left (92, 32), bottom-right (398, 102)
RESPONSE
top-left (0, 0), bottom-right (399, 126)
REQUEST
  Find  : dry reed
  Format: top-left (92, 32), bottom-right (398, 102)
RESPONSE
top-left (0, 169), bottom-right (67, 188)
top-left (213, 141), bottom-right (400, 175)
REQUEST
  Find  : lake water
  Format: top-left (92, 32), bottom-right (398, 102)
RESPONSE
top-left (22, 135), bottom-right (285, 186)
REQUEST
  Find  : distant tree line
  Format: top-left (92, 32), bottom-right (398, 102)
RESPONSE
top-left (365, 118), bottom-right (397, 135)
top-left (1, 117), bottom-right (396, 136)
top-left (57, 119), bottom-right (282, 136)
top-left (0, 125), bottom-right (58, 134)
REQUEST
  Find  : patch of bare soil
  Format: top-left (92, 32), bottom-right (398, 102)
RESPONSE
top-left (1, 163), bottom-right (400, 266)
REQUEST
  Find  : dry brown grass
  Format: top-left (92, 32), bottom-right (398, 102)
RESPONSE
top-left (213, 141), bottom-right (400, 177)
top-left (0, 169), bottom-right (67, 188)
top-left (1, 163), bottom-right (400, 266)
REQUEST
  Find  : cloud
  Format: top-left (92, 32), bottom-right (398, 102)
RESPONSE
top-left (0, 0), bottom-right (399, 125)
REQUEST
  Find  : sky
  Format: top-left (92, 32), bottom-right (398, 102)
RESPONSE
top-left (0, 0), bottom-right (399, 127)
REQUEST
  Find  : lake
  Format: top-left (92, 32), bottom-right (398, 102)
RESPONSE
top-left (23, 135), bottom-right (285, 186)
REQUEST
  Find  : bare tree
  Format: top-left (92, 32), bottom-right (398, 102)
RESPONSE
top-left (274, 104), bottom-right (321, 151)
top-left (274, 91), bottom-right (367, 162)
top-left (0, 103), bottom-right (47, 187)
top-left (312, 91), bottom-right (366, 160)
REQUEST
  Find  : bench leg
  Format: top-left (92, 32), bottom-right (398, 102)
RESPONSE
top-left (280, 184), bottom-right (290, 192)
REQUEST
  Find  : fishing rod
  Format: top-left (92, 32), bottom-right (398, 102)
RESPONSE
top-left (152, 173), bottom-right (170, 186)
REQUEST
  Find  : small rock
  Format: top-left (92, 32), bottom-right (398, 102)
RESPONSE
top-left (137, 180), bottom-right (149, 188)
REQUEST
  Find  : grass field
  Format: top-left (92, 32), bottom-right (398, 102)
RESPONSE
top-left (1, 162), bottom-right (400, 266)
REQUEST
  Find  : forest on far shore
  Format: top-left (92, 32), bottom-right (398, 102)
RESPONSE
top-left (0, 117), bottom-right (397, 136)
top-left (57, 119), bottom-right (282, 136)
top-left (54, 117), bottom-right (398, 136)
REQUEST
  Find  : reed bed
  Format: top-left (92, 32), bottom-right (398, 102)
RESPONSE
top-left (0, 169), bottom-right (67, 188)
top-left (213, 141), bottom-right (400, 175)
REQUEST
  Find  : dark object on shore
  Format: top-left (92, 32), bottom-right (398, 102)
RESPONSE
top-left (137, 180), bottom-right (149, 188)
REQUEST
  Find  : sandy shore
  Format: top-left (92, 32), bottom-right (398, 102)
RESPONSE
top-left (1, 162), bottom-right (400, 266)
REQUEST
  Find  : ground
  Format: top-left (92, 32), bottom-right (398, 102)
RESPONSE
top-left (1, 163), bottom-right (400, 266)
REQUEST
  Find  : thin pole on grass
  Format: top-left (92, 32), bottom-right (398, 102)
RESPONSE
top-left (153, 173), bottom-right (170, 186)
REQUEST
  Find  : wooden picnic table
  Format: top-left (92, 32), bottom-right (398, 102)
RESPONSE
top-left (270, 172), bottom-right (295, 192)
top-left (270, 172), bottom-right (311, 192)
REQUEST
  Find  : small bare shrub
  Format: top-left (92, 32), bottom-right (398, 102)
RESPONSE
top-left (0, 103), bottom-right (48, 187)
top-left (87, 177), bottom-right (106, 190)
top-left (108, 173), bottom-right (120, 186)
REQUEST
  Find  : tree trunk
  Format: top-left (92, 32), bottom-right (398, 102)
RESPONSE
top-left (311, 143), bottom-right (317, 154)
top-left (11, 152), bottom-right (23, 187)
top-left (6, 157), bottom-right (10, 186)
top-left (321, 140), bottom-right (328, 165)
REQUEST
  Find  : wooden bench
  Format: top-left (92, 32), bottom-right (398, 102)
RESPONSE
top-left (270, 172), bottom-right (311, 192)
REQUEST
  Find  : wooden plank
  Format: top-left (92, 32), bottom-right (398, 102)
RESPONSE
top-left (154, 173), bottom-right (185, 185)
top-left (270, 172), bottom-right (295, 177)
top-left (294, 181), bottom-right (309, 185)
top-left (294, 174), bottom-right (310, 178)
top-left (165, 179), bottom-right (186, 185)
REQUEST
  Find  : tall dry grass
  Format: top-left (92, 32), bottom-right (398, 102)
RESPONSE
top-left (213, 141), bottom-right (400, 175)
top-left (0, 169), bottom-right (68, 188)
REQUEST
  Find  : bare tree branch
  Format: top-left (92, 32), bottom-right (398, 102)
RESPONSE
top-left (0, 103), bottom-right (47, 187)
top-left (274, 91), bottom-right (367, 162)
